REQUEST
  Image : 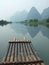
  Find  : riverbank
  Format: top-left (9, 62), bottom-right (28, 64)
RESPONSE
top-left (0, 20), bottom-right (12, 26)
top-left (20, 21), bottom-right (49, 26)
top-left (28, 21), bottom-right (49, 25)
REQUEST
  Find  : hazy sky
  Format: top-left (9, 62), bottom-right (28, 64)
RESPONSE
top-left (0, 0), bottom-right (49, 20)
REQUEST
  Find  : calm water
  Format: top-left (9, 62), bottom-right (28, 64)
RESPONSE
top-left (0, 23), bottom-right (49, 65)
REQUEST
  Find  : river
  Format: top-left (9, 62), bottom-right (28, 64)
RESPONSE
top-left (0, 23), bottom-right (49, 65)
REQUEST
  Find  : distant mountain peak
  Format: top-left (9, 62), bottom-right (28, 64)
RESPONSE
top-left (27, 7), bottom-right (41, 20)
top-left (41, 7), bottom-right (49, 19)
top-left (30, 7), bottom-right (40, 13)
top-left (31, 7), bottom-right (37, 10)
top-left (10, 7), bottom-right (49, 22)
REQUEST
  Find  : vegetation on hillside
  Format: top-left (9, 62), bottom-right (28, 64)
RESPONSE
top-left (22, 18), bottom-right (49, 25)
top-left (19, 18), bottom-right (49, 28)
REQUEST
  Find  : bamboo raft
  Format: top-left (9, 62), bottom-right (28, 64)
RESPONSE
top-left (0, 39), bottom-right (45, 65)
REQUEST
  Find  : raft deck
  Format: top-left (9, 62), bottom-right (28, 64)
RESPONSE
top-left (0, 39), bottom-right (45, 65)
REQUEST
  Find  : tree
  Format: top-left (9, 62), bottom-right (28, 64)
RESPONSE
top-left (30, 19), bottom-right (33, 22)
top-left (46, 18), bottom-right (49, 22)
top-left (34, 19), bottom-right (38, 22)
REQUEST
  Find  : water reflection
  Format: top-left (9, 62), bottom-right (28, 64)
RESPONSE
top-left (9, 23), bottom-right (49, 65)
top-left (26, 25), bottom-right (40, 38)
top-left (0, 23), bottom-right (49, 65)
top-left (25, 25), bottom-right (49, 65)
top-left (0, 23), bottom-right (8, 26)
top-left (0, 23), bottom-right (12, 26)
top-left (46, 24), bottom-right (49, 28)
top-left (10, 23), bottom-right (32, 40)
top-left (26, 25), bottom-right (49, 39)
top-left (41, 25), bottom-right (49, 39)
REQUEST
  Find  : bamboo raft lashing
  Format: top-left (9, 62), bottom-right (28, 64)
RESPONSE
top-left (0, 39), bottom-right (45, 65)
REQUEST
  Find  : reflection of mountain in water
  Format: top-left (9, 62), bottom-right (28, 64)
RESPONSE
top-left (10, 23), bottom-right (33, 40)
top-left (26, 25), bottom-right (49, 39)
top-left (40, 25), bottom-right (49, 38)
top-left (10, 23), bottom-right (27, 34)
top-left (26, 26), bottom-right (40, 38)
top-left (10, 23), bottom-right (31, 39)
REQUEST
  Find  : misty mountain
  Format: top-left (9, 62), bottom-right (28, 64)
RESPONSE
top-left (10, 7), bottom-right (49, 22)
top-left (10, 11), bottom-right (28, 22)
top-left (41, 7), bottom-right (49, 20)
top-left (27, 7), bottom-right (41, 20)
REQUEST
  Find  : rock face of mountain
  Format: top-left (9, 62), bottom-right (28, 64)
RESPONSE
top-left (27, 7), bottom-right (41, 20)
top-left (41, 7), bottom-right (49, 19)
top-left (10, 11), bottom-right (27, 22)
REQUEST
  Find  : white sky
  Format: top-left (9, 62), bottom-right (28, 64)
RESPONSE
top-left (0, 0), bottom-right (49, 20)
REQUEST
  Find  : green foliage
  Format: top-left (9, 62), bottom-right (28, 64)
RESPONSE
top-left (30, 19), bottom-right (33, 22)
top-left (46, 18), bottom-right (49, 22)
top-left (34, 19), bottom-right (38, 22)
top-left (29, 19), bottom-right (38, 22)
top-left (22, 18), bottom-right (49, 26)
top-left (0, 19), bottom-right (12, 26)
